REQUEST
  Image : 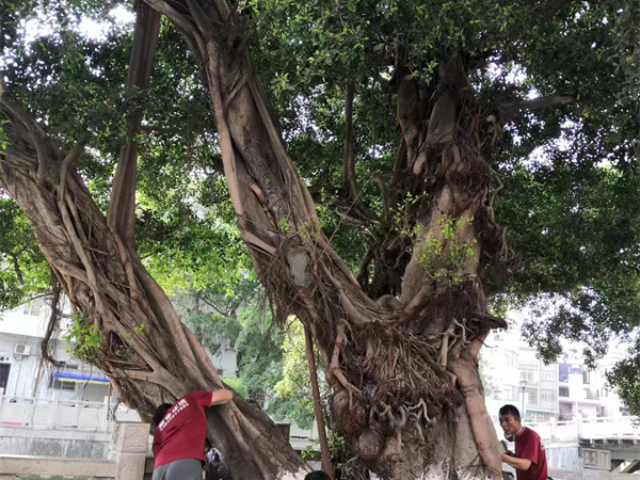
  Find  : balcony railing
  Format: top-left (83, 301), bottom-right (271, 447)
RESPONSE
top-left (0, 394), bottom-right (140, 432)
top-left (493, 416), bottom-right (640, 444)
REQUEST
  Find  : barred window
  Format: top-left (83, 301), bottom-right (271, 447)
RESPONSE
top-left (541, 389), bottom-right (556, 402)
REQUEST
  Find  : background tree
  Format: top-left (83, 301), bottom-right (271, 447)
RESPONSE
top-left (0, 201), bottom-right (47, 309)
top-left (179, 280), bottom-right (318, 428)
top-left (2, 0), bottom-right (640, 479)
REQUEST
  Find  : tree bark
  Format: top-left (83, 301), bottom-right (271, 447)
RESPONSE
top-left (0, 3), bottom-right (307, 479)
top-left (1, 0), bottom-right (516, 477)
top-left (305, 326), bottom-right (334, 479)
top-left (140, 2), bottom-right (506, 479)
top-left (343, 83), bottom-right (358, 203)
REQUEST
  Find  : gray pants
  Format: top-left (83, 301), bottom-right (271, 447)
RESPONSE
top-left (152, 459), bottom-right (203, 480)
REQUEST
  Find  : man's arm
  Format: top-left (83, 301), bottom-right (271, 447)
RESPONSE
top-left (501, 453), bottom-right (532, 472)
top-left (210, 390), bottom-right (233, 405)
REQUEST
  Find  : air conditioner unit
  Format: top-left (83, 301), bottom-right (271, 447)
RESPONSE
top-left (14, 344), bottom-right (31, 356)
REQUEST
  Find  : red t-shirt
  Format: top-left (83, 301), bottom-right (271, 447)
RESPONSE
top-left (153, 391), bottom-right (212, 468)
top-left (515, 427), bottom-right (548, 480)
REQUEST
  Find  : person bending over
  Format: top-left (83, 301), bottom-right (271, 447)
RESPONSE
top-left (499, 404), bottom-right (548, 480)
top-left (152, 390), bottom-right (233, 480)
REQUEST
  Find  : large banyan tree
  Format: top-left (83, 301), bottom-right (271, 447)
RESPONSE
top-left (1, 0), bottom-right (639, 479)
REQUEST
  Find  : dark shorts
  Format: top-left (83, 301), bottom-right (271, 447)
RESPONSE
top-left (152, 459), bottom-right (203, 480)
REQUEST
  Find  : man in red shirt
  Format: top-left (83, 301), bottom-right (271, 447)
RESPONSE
top-left (152, 390), bottom-right (233, 480)
top-left (499, 404), bottom-right (548, 480)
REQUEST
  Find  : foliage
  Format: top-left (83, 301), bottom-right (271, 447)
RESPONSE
top-left (179, 283), bottom-right (317, 428)
top-left (3, 0), bottom-right (640, 419)
top-left (62, 313), bottom-right (105, 361)
top-left (270, 320), bottom-right (320, 429)
top-left (0, 199), bottom-right (49, 310)
top-left (607, 354), bottom-right (640, 417)
top-left (418, 216), bottom-right (477, 285)
top-left (231, 313), bottom-right (321, 429)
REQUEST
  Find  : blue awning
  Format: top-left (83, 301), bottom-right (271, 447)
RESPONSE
top-left (53, 371), bottom-right (109, 385)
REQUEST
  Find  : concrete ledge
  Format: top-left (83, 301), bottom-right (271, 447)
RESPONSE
top-left (0, 455), bottom-right (115, 477)
top-left (0, 425), bottom-right (111, 441)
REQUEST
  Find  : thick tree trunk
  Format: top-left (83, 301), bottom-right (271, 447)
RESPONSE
top-left (141, 2), bottom-right (507, 479)
top-left (0, 4), bottom-right (307, 479)
top-left (1, 1), bottom-right (512, 477)
top-left (0, 99), bottom-right (308, 480)
top-left (0, 105), bottom-right (308, 480)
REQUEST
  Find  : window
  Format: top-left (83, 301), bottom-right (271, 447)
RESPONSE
top-left (49, 363), bottom-right (78, 391)
top-left (584, 388), bottom-right (596, 400)
top-left (526, 388), bottom-right (538, 405)
top-left (559, 364), bottom-right (569, 383)
top-left (502, 386), bottom-right (518, 401)
top-left (505, 353), bottom-right (516, 367)
top-left (22, 297), bottom-right (44, 316)
top-left (559, 386), bottom-right (570, 398)
top-left (541, 371), bottom-right (557, 382)
top-left (520, 370), bottom-right (537, 384)
top-left (583, 370), bottom-right (590, 384)
top-left (541, 389), bottom-right (556, 402)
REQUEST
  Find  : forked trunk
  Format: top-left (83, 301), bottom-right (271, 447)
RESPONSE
top-left (0, 97), bottom-right (308, 480)
top-left (141, 1), bottom-right (507, 478)
top-left (0, 4), bottom-right (306, 479)
top-left (1, 0), bottom-right (510, 477)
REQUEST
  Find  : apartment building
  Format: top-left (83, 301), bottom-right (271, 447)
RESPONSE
top-left (0, 297), bottom-right (110, 402)
top-left (0, 296), bottom-right (237, 402)
top-left (557, 350), bottom-right (628, 420)
top-left (482, 329), bottom-right (628, 421)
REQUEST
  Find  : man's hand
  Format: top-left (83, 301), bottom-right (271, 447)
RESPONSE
top-left (501, 452), bottom-right (532, 472)
top-left (211, 390), bottom-right (233, 406)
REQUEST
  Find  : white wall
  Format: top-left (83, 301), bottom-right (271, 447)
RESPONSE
top-left (1, 294), bottom-right (238, 403)
top-left (1, 299), bottom-right (109, 402)
top-left (209, 347), bottom-right (238, 378)
top-left (481, 320), bottom-right (630, 422)
top-left (0, 331), bottom-right (109, 402)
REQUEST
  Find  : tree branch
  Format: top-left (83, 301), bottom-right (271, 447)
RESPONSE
top-left (8, 252), bottom-right (24, 284)
top-left (356, 246), bottom-right (375, 287)
top-left (304, 325), bottom-right (334, 479)
top-left (41, 273), bottom-right (65, 368)
top-left (200, 295), bottom-right (233, 317)
top-left (107, 1), bottom-right (160, 246)
top-left (343, 83), bottom-right (358, 202)
top-left (308, 184), bottom-right (378, 227)
top-left (59, 134), bottom-right (90, 193)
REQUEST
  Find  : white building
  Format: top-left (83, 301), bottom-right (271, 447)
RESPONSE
top-left (0, 295), bottom-right (238, 404)
top-left (482, 329), bottom-right (560, 421)
top-left (0, 297), bottom-right (110, 403)
top-left (481, 327), bottom-right (629, 422)
top-left (1, 295), bottom-right (323, 459)
top-left (557, 349), bottom-right (628, 420)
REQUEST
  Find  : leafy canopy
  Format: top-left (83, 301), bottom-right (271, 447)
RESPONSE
top-left (2, 0), bottom-right (640, 411)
